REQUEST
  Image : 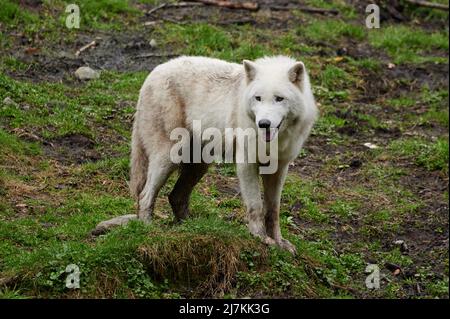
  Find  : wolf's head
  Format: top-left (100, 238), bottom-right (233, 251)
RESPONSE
top-left (242, 56), bottom-right (316, 142)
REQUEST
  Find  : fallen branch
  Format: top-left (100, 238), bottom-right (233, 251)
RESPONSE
top-left (216, 18), bottom-right (256, 25)
top-left (189, 0), bottom-right (259, 11)
top-left (269, 5), bottom-right (339, 15)
top-left (75, 40), bottom-right (96, 57)
top-left (160, 16), bottom-right (188, 24)
top-left (147, 2), bottom-right (168, 15)
top-left (135, 52), bottom-right (180, 59)
top-left (167, 1), bottom-right (204, 8)
top-left (147, 1), bottom-right (203, 15)
top-left (404, 0), bottom-right (449, 10)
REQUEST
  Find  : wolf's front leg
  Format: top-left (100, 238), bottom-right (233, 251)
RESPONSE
top-left (237, 163), bottom-right (274, 245)
top-left (262, 163), bottom-right (297, 255)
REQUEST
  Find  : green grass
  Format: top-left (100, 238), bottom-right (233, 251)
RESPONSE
top-left (368, 25), bottom-right (449, 64)
top-left (303, 0), bottom-right (357, 19)
top-left (302, 19), bottom-right (366, 43)
top-left (155, 23), bottom-right (269, 61)
top-left (0, 0), bottom-right (38, 25)
top-left (59, 0), bottom-right (142, 30)
top-left (348, 58), bottom-right (382, 72)
top-left (283, 176), bottom-right (329, 223)
top-left (0, 71), bottom-right (143, 140)
top-left (1, 207), bottom-right (338, 298)
top-left (0, 129), bottom-right (41, 158)
top-left (387, 138), bottom-right (449, 173)
top-left (319, 65), bottom-right (353, 89)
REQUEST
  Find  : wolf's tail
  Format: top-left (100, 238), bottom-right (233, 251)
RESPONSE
top-left (130, 120), bottom-right (148, 200)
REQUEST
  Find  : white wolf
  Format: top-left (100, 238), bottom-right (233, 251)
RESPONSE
top-left (129, 56), bottom-right (318, 254)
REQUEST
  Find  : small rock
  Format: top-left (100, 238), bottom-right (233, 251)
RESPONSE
top-left (363, 142), bottom-right (379, 149)
top-left (387, 62), bottom-right (396, 69)
top-left (149, 38), bottom-right (157, 48)
top-left (336, 47), bottom-right (348, 56)
top-left (3, 97), bottom-right (17, 106)
top-left (394, 239), bottom-right (408, 252)
top-left (74, 66), bottom-right (100, 80)
top-left (144, 21), bottom-right (157, 27)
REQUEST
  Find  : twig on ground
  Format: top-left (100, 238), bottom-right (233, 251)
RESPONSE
top-left (268, 5), bottom-right (339, 15)
top-left (189, 0), bottom-right (259, 11)
top-left (404, 0), bottom-right (449, 11)
top-left (160, 16), bottom-right (188, 24)
top-left (135, 52), bottom-right (180, 59)
top-left (75, 40), bottom-right (96, 57)
top-left (147, 2), bottom-right (168, 15)
top-left (146, 1), bottom-right (204, 17)
top-left (216, 18), bottom-right (256, 25)
top-left (167, 2), bottom-right (204, 8)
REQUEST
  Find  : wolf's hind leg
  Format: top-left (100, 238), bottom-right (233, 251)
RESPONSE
top-left (169, 163), bottom-right (209, 221)
top-left (138, 153), bottom-right (176, 223)
top-left (130, 122), bottom-right (149, 200)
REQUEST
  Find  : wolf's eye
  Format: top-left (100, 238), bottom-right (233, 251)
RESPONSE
top-left (275, 96), bottom-right (284, 102)
top-left (255, 96), bottom-right (261, 101)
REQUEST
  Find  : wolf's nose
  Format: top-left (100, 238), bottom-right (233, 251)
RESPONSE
top-left (258, 119), bottom-right (271, 129)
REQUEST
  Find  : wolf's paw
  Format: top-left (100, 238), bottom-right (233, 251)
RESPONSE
top-left (262, 236), bottom-right (276, 246)
top-left (138, 211), bottom-right (152, 224)
top-left (140, 218), bottom-right (152, 225)
top-left (174, 208), bottom-right (190, 222)
top-left (249, 228), bottom-right (276, 246)
top-left (277, 238), bottom-right (297, 255)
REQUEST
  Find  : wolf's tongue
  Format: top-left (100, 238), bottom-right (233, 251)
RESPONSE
top-left (265, 129), bottom-right (275, 142)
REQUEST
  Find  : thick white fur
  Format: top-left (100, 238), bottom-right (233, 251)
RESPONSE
top-left (130, 55), bottom-right (318, 254)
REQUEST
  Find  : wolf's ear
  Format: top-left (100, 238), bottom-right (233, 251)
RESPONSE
top-left (243, 60), bottom-right (257, 82)
top-left (288, 62), bottom-right (305, 89)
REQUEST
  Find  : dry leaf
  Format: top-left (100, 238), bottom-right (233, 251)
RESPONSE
top-left (363, 142), bottom-right (379, 149)
top-left (25, 47), bottom-right (40, 55)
